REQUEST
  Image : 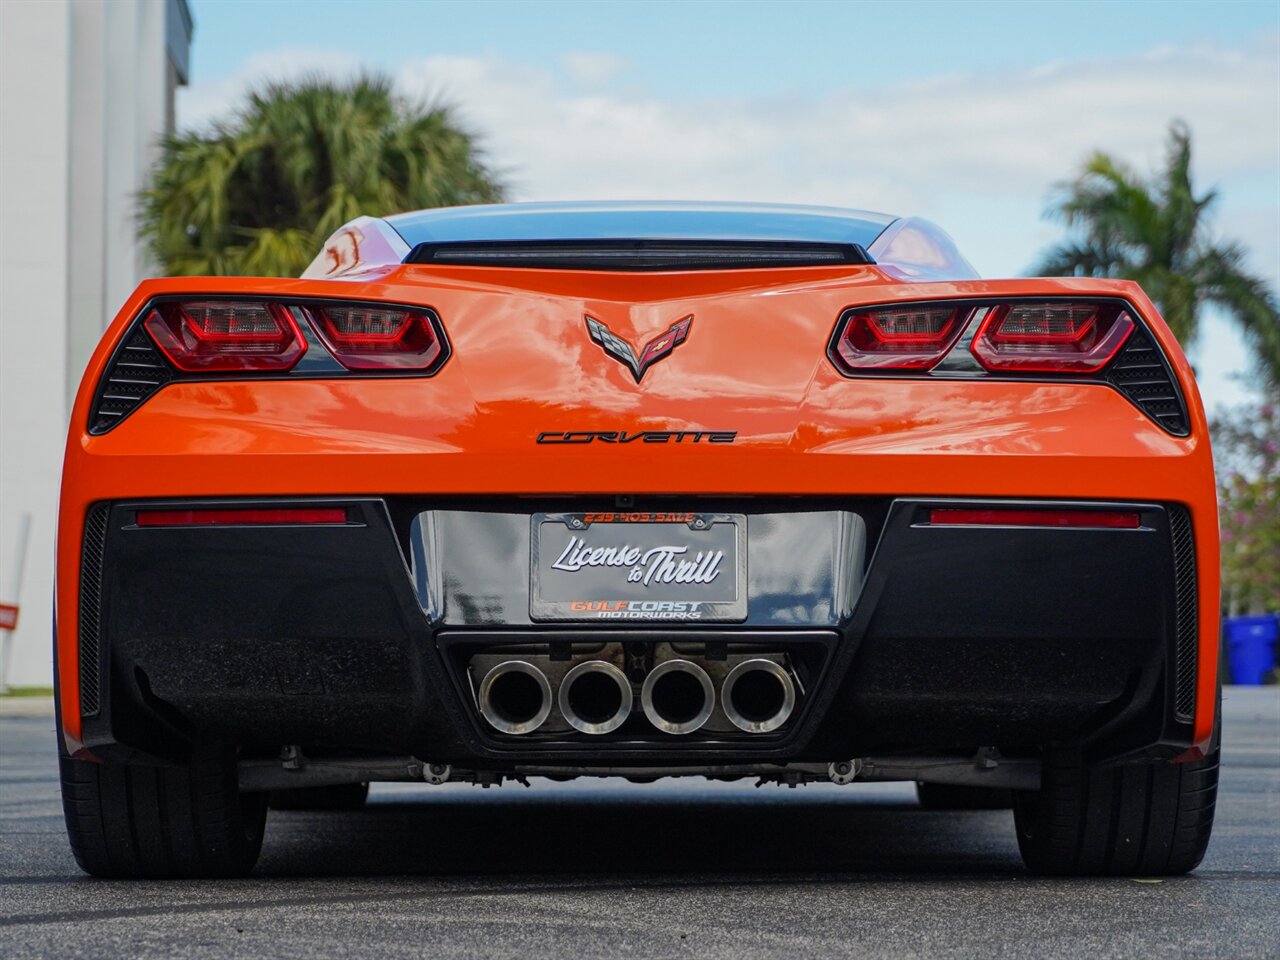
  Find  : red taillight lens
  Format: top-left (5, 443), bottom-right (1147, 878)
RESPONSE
top-left (136, 508), bottom-right (347, 527)
top-left (971, 302), bottom-right (1134, 372)
top-left (929, 508), bottom-right (1141, 528)
top-left (144, 301), bottom-right (305, 371)
top-left (832, 305), bottom-right (967, 370)
top-left (311, 305), bottom-right (444, 370)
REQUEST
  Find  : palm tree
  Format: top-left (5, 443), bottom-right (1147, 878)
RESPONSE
top-left (140, 75), bottom-right (504, 278)
top-left (1034, 122), bottom-right (1280, 386)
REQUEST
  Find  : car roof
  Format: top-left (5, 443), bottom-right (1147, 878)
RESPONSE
top-left (383, 201), bottom-right (898, 249)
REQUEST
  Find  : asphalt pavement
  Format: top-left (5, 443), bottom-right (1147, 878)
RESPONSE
top-left (1, 688), bottom-right (1277, 959)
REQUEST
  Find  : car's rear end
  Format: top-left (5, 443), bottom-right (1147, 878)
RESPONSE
top-left (54, 204), bottom-right (1219, 878)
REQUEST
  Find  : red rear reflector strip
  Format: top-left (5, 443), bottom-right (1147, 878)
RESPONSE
top-left (929, 508), bottom-right (1141, 528)
top-left (136, 508), bottom-right (347, 527)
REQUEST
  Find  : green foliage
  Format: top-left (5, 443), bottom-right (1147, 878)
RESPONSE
top-left (140, 75), bottom-right (504, 278)
top-left (1034, 122), bottom-right (1280, 386)
top-left (1214, 402), bottom-right (1280, 615)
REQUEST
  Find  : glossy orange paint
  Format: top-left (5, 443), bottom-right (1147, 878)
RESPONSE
top-left (56, 265), bottom-right (1220, 755)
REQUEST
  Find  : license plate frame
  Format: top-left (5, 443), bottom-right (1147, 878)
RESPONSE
top-left (530, 512), bottom-right (747, 622)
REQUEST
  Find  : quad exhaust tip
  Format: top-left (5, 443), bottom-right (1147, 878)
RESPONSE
top-left (722, 659), bottom-right (796, 734)
top-left (478, 655), bottom-right (793, 737)
top-left (641, 659), bottom-right (714, 735)
top-left (558, 660), bottom-right (633, 735)
top-left (478, 660), bottom-right (553, 735)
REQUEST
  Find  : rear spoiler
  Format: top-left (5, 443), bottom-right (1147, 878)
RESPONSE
top-left (302, 213), bottom-right (979, 282)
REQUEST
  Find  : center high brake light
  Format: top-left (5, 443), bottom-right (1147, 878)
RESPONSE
top-left (830, 304), bottom-right (967, 371)
top-left (310, 305), bottom-right (445, 370)
top-left (144, 301), bottom-right (305, 372)
top-left (971, 301), bottom-right (1134, 373)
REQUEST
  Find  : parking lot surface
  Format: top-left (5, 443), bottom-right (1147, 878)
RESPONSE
top-left (1, 688), bottom-right (1276, 958)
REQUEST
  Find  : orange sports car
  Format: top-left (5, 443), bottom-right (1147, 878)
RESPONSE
top-left (56, 202), bottom-right (1219, 878)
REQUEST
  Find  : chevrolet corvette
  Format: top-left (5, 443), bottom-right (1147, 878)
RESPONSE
top-left (56, 202), bottom-right (1219, 877)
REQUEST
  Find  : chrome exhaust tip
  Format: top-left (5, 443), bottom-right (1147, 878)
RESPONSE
top-left (722, 659), bottom-right (796, 733)
top-left (641, 659), bottom-right (714, 734)
top-left (558, 660), bottom-right (633, 735)
top-left (477, 660), bottom-right (552, 735)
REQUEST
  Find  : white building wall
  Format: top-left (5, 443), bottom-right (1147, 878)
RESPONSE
top-left (67, 0), bottom-right (109, 406)
top-left (0, 0), bottom-right (190, 688)
top-left (0, 1), bottom-right (73, 691)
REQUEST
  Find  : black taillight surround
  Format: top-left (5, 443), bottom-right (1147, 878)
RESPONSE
top-left (826, 296), bottom-right (1191, 436)
top-left (88, 297), bottom-right (451, 434)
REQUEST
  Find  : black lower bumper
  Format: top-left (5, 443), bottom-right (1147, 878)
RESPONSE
top-left (76, 496), bottom-right (1197, 766)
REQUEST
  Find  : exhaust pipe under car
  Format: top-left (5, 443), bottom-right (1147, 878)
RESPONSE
top-left (478, 660), bottom-right (553, 734)
top-left (641, 659), bottom-right (714, 734)
top-left (558, 660), bottom-right (633, 735)
top-left (721, 659), bottom-right (796, 733)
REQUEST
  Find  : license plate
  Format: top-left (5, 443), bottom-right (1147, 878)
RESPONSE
top-left (531, 512), bottom-right (747, 622)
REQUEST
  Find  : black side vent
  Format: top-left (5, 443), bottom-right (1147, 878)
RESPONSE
top-left (78, 503), bottom-right (110, 717)
top-left (1102, 328), bottom-right (1190, 436)
top-left (407, 239), bottom-right (872, 271)
top-left (1169, 505), bottom-right (1197, 721)
top-left (89, 327), bottom-right (176, 434)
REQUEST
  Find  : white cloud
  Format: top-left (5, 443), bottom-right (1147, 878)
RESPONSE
top-left (376, 40), bottom-right (1279, 205)
top-left (560, 51), bottom-right (628, 88)
top-left (176, 35), bottom-right (1280, 406)
top-left (179, 37), bottom-right (1279, 211)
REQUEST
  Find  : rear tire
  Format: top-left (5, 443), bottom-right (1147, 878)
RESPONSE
top-left (59, 747), bottom-right (267, 878)
top-left (1013, 742), bottom-right (1218, 876)
top-left (269, 782), bottom-right (369, 811)
top-left (916, 781), bottom-right (1013, 810)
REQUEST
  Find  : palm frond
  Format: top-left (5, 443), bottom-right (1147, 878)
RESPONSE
top-left (1033, 122), bottom-right (1276, 377)
top-left (139, 74), bottom-right (505, 277)
top-left (1194, 243), bottom-right (1280, 387)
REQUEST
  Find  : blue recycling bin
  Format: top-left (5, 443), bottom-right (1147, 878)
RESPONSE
top-left (1224, 614), bottom-right (1279, 685)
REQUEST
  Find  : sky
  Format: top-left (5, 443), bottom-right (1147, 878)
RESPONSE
top-left (178, 0), bottom-right (1280, 412)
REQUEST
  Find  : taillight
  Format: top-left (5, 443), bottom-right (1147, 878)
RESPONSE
top-left (831, 304), bottom-right (967, 370)
top-left (144, 301), bottom-right (305, 371)
top-left (89, 296), bottom-right (455, 434)
top-left (970, 301), bottom-right (1134, 373)
top-left (310, 305), bottom-right (445, 370)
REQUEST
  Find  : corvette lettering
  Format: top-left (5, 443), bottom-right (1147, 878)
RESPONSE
top-left (586, 315), bottom-right (693, 382)
top-left (551, 534), bottom-right (725, 586)
top-left (536, 430), bottom-right (736, 444)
